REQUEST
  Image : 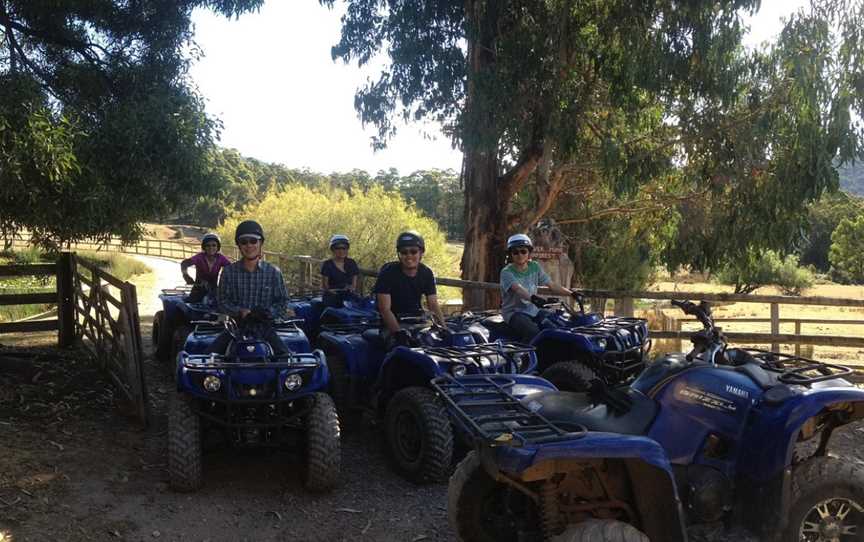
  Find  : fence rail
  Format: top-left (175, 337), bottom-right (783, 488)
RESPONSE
top-left (0, 257), bottom-right (74, 343)
top-left (7, 235), bottom-right (864, 353)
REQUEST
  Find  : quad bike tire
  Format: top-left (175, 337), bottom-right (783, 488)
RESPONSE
top-left (304, 392), bottom-right (341, 492)
top-left (385, 386), bottom-right (453, 484)
top-left (782, 455), bottom-right (864, 541)
top-left (152, 310), bottom-right (163, 347)
top-left (541, 361), bottom-right (599, 393)
top-left (552, 519), bottom-right (649, 542)
top-left (153, 311), bottom-right (174, 362)
top-left (167, 393), bottom-right (202, 492)
top-left (325, 351), bottom-right (350, 415)
top-left (171, 325), bottom-right (193, 364)
top-left (449, 451), bottom-right (539, 542)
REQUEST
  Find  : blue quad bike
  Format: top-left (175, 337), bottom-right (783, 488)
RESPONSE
top-left (287, 288), bottom-right (378, 339)
top-left (461, 293), bottom-right (650, 392)
top-left (316, 314), bottom-right (538, 483)
top-left (167, 313), bottom-right (341, 493)
top-left (433, 299), bottom-right (864, 541)
top-left (152, 284), bottom-right (219, 362)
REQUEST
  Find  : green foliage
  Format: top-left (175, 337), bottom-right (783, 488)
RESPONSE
top-left (0, 0), bottom-right (263, 249)
top-left (799, 192), bottom-right (864, 271)
top-left (716, 250), bottom-right (814, 295)
top-left (396, 170), bottom-right (464, 239)
top-left (218, 184), bottom-right (460, 289)
top-left (559, 183), bottom-right (679, 291)
top-left (829, 215), bottom-right (864, 283)
top-left (325, 0), bottom-right (864, 288)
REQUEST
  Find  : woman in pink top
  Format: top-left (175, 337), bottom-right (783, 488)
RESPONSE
top-left (180, 233), bottom-right (232, 292)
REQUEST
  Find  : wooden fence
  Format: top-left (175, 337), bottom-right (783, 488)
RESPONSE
top-left (8, 236), bottom-right (864, 353)
top-left (0, 253), bottom-right (75, 346)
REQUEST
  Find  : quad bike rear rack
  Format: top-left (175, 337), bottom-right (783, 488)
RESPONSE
top-left (739, 348), bottom-right (854, 386)
top-left (432, 374), bottom-right (586, 447)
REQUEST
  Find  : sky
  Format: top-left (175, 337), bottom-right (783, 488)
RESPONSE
top-left (189, 1), bottom-right (809, 176)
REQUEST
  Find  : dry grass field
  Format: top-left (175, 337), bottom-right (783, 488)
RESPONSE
top-left (641, 279), bottom-right (864, 368)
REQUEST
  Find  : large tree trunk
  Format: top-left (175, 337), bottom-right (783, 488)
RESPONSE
top-left (460, 150), bottom-right (506, 310)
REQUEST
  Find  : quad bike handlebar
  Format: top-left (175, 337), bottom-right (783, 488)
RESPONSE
top-left (671, 299), bottom-right (725, 365)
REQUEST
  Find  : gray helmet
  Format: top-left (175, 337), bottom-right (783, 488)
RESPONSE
top-left (234, 220), bottom-right (264, 244)
top-left (329, 234), bottom-right (350, 250)
top-left (396, 231), bottom-right (425, 252)
top-left (201, 233), bottom-right (221, 250)
top-left (506, 233), bottom-right (533, 252)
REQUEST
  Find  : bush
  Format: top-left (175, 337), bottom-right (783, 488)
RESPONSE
top-left (716, 250), bottom-right (813, 295)
top-left (829, 215), bottom-right (864, 283)
top-left (219, 185), bottom-right (460, 297)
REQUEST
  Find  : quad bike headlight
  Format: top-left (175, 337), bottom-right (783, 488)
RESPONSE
top-left (284, 373), bottom-right (303, 391)
top-left (594, 338), bottom-right (607, 350)
top-left (450, 364), bottom-right (467, 377)
top-left (203, 375), bottom-right (221, 392)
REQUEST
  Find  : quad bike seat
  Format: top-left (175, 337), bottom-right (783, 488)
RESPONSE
top-left (524, 388), bottom-right (658, 436)
top-left (481, 314), bottom-right (514, 338)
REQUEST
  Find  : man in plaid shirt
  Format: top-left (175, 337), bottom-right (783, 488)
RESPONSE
top-left (210, 220), bottom-right (293, 355)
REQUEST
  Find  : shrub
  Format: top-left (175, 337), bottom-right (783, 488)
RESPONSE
top-left (716, 250), bottom-right (813, 295)
top-left (77, 251), bottom-right (151, 282)
top-left (219, 185), bottom-right (461, 297)
top-left (829, 215), bottom-right (864, 283)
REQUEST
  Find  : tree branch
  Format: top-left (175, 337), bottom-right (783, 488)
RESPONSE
top-left (498, 143), bottom-right (544, 203)
top-left (555, 188), bottom-right (708, 225)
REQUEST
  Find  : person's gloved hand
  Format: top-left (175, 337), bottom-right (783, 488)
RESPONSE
top-left (393, 329), bottom-right (412, 347)
top-left (530, 295), bottom-right (547, 308)
top-left (183, 274), bottom-right (195, 285)
top-left (248, 306), bottom-right (273, 321)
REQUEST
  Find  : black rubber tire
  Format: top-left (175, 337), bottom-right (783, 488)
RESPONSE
top-left (325, 352), bottom-right (349, 415)
top-left (551, 519), bottom-right (649, 542)
top-left (167, 393), bottom-right (202, 492)
top-left (304, 392), bottom-right (341, 492)
top-left (541, 361), bottom-right (599, 392)
top-left (154, 311), bottom-right (175, 362)
top-left (152, 310), bottom-right (163, 347)
top-left (782, 455), bottom-right (864, 541)
top-left (448, 451), bottom-right (539, 542)
top-left (385, 386), bottom-right (454, 484)
top-left (171, 325), bottom-right (192, 364)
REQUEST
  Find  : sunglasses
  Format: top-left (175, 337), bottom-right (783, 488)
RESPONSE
top-left (332, 245), bottom-right (349, 251)
top-left (399, 248), bottom-right (420, 256)
top-left (511, 249), bottom-right (530, 255)
top-left (203, 243), bottom-right (218, 249)
top-left (238, 238), bottom-right (260, 246)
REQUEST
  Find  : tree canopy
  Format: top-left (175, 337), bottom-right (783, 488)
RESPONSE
top-left (0, 0), bottom-right (263, 249)
top-left (323, 0), bottom-right (864, 301)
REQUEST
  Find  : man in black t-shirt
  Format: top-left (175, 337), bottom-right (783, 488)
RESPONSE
top-left (373, 231), bottom-right (446, 344)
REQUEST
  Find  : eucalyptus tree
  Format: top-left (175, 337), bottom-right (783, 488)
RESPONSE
top-left (323, 0), bottom-right (864, 306)
top-left (0, 0), bottom-right (262, 249)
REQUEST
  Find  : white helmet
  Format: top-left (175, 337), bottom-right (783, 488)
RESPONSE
top-left (329, 234), bottom-right (350, 249)
top-left (506, 234), bottom-right (533, 252)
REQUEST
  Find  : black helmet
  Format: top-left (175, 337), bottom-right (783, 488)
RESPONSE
top-left (234, 220), bottom-right (265, 244)
top-left (506, 233), bottom-right (533, 252)
top-left (396, 231), bottom-right (425, 252)
top-left (201, 233), bottom-right (221, 250)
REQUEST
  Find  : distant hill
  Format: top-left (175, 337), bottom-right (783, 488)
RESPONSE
top-left (839, 161), bottom-right (864, 196)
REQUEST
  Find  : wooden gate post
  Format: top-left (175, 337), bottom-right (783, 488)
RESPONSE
top-left (770, 302), bottom-right (780, 352)
top-left (614, 297), bottom-right (635, 317)
top-left (57, 252), bottom-right (76, 347)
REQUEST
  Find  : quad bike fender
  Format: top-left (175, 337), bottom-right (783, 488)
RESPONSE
top-left (484, 433), bottom-right (686, 542)
top-left (316, 331), bottom-right (371, 379)
top-left (740, 385), bottom-right (864, 483)
top-left (531, 328), bottom-right (597, 353)
top-left (376, 347), bottom-right (443, 401)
